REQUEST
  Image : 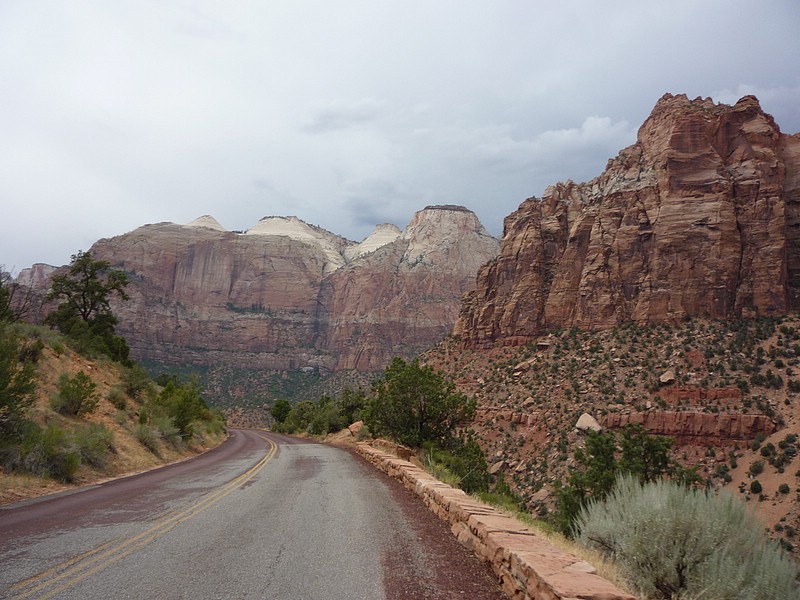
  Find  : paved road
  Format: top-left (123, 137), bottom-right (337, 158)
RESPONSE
top-left (0, 430), bottom-right (504, 599)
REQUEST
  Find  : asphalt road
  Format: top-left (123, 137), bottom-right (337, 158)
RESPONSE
top-left (0, 430), bottom-right (504, 599)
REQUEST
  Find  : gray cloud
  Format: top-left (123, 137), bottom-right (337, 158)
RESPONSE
top-left (303, 98), bottom-right (384, 133)
top-left (1, 1), bottom-right (798, 272)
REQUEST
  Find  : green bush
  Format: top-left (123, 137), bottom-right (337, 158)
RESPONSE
top-left (135, 374), bottom-right (225, 448)
top-left (51, 371), bottom-right (98, 416)
top-left (553, 425), bottom-right (677, 536)
top-left (270, 398), bottom-right (291, 424)
top-left (17, 423), bottom-right (81, 482)
top-left (151, 414), bottom-right (182, 448)
top-left (420, 433), bottom-right (490, 494)
top-left (355, 423), bottom-right (372, 441)
top-left (73, 423), bottom-right (114, 468)
top-left (0, 324), bottom-right (37, 439)
top-left (578, 475), bottom-right (799, 599)
top-left (106, 386), bottom-right (127, 410)
top-left (365, 357), bottom-right (476, 448)
top-left (135, 423), bottom-right (160, 454)
top-left (121, 365), bottom-right (155, 400)
top-left (779, 483), bottom-right (791, 494)
top-left (750, 480), bottom-right (763, 494)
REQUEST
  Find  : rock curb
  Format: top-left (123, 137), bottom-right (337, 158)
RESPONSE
top-left (357, 441), bottom-right (635, 600)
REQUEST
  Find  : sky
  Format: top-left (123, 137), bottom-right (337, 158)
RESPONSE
top-left (1, 1), bottom-right (799, 273)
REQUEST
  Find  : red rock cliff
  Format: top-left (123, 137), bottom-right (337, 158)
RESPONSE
top-left (454, 94), bottom-right (800, 347)
top-left (81, 207), bottom-right (498, 373)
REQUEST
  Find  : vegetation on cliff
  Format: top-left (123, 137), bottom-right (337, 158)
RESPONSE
top-left (0, 262), bottom-right (225, 503)
top-left (44, 250), bottom-right (131, 364)
top-left (423, 314), bottom-right (800, 568)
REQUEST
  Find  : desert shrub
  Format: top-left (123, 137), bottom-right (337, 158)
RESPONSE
top-left (578, 476), bottom-right (799, 599)
top-left (151, 379), bottom-right (212, 439)
top-left (135, 423), bottom-right (160, 454)
top-left (779, 483), bottom-right (791, 494)
top-left (0, 324), bottom-right (37, 439)
top-left (306, 395), bottom-right (344, 435)
top-left (749, 460), bottom-right (765, 477)
top-left (750, 480), bottom-right (763, 494)
top-left (420, 433), bottom-right (490, 494)
top-left (16, 423), bottom-right (80, 482)
top-left (121, 365), bottom-right (155, 400)
top-left (355, 423), bottom-right (372, 441)
top-left (106, 386), bottom-right (127, 410)
top-left (270, 398), bottom-right (291, 424)
top-left (150, 414), bottom-right (182, 448)
top-left (73, 423), bottom-right (114, 468)
top-left (51, 371), bottom-right (98, 416)
top-left (552, 425), bottom-right (680, 536)
top-left (477, 474), bottom-right (522, 512)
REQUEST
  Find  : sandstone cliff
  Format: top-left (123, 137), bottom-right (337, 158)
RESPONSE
top-left (455, 94), bottom-right (800, 347)
top-left (318, 206), bottom-right (498, 369)
top-left (74, 206), bottom-right (498, 375)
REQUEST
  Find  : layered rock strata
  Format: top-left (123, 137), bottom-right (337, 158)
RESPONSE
top-left (455, 94), bottom-right (800, 347)
top-left (76, 206), bottom-right (498, 373)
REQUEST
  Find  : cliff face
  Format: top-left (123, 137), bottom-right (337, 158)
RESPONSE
top-left (318, 206), bottom-right (498, 369)
top-left (455, 94), bottom-right (800, 347)
top-left (81, 206), bottom-right (498, 373)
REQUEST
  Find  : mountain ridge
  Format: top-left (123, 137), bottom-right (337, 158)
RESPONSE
top-left (454, 93), bottom-right (800, 348)
top-left (17, 206), bottom-right (499, 404)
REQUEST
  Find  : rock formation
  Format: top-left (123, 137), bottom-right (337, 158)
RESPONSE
top-left (317, 206), bottom-right (498, 369)
top-left (455, 94), bottom-right (800, 348)
top-left (59, 206), bottom-right (499, 376)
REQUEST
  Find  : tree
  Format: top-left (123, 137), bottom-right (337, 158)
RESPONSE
top-left (270, 398), bottom-right (291, 424)
top-left (365, 357), bottom-right (476, 448)
top-left (0, 325), bottom-right (37, 439)
top-left (553, 426), bottom-right (676, 536)
top-left (0, 269), bottom-right (35, 323)
top-left (45, 251), bottom-right (130, 363)
top-left (334, 386), bottom-right (368, 424)
top-left (618, 424), bottom-right (673, 483)
top-left (155, 379), bottom-right (207, 438)
top-left (51, 371), bottom-right (98, 416)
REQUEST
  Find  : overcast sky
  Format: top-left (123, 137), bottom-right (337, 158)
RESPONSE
top-left (2, 1), bottom-right (799, 272)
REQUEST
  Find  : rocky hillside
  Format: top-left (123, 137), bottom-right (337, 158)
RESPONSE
top-left (455, 94), bottom-right (800, 347)
top-left (0, 325), bottom-right (225, 505)
top-left (430, 94), bottom-right (800, 552)
top-left (427, 315), bottom-right (800, 552)
top-left (22, 206), bottom-right (498, 405)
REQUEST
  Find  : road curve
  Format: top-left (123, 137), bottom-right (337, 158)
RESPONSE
top-left (0, 429), bottom-right (504, 599)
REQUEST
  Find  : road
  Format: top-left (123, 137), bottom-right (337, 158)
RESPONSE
top-left (0, 429), bottom-right (505, 599)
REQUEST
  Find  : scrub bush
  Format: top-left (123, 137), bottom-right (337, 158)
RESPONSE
top-left (578, 475), bottom-right (799, 599)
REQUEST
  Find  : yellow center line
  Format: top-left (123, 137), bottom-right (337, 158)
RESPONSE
top-left (7, 434), bottom-right (277, 599)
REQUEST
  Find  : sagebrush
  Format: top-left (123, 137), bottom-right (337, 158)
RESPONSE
top-left (578, 475), bottom-right (800, 599)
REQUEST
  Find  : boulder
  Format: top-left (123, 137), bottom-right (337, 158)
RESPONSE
top-left (575, 413), bottom-right (602, 433)
top-left (660, 369), bottom-right (676, 384)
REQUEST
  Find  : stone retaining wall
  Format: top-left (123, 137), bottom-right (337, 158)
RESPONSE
top-left (356, 441), bottom-right (635, 600)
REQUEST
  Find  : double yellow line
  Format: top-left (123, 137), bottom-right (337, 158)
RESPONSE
top-left (6, 433), bottom-right (277, 600)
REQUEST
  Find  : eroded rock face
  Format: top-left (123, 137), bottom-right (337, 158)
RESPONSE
top-left (455, 94), bottom-right (800, 347)
top-left (76, 206), bottom-right (498, 373)
top-left (601, 410), bottom-right (776, 444)
top-left (318, 205), bottom-right (499, 369)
